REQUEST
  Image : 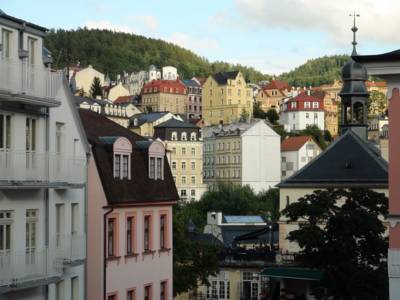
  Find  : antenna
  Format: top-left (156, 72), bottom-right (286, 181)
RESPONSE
top-left (349, 12), bottom-right (360, 56)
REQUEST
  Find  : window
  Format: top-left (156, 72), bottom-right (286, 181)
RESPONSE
top-left (219, 281), bottom-right (225, 299)
top-left (126, 216), bottom-right (135, 255)
top-left (56, 122), bottom-right (65, 154)
top-left (181, 132), bottom-right (187, 141)
top-left (56, 204), bottom-right (64, 247)
top-left (190, 132), bottom-right (196, 141)
top-left (282, 170), bottom-right (286, 177)
top-left (304, 102), bottom-right (311, 109)
top-left (161, 281), bottom-right (167, 300)
top-left (122, 155), bottom-right (129, 179)
top-left (181, 176), bottom-right (186, 184)
top-left (181, 189), bottom-right (187, 197)
top-left (191, 189), bottom-right (196, 196)
top-left (313, 102), bottom-right (319, 108)
top-left (238, 89), bottom-right (241, 96)
top-left (108, 218), bottom-right (116, 257)
top-left (25, 118), bottom-right (36, 165)
top-left (114, 154), bottom-right (121, 178)
top-left (211, 281), bottom-right (218, 299)
top-left (149, 157), bottom-right (155, 178)
top-left (127, 289), bottom-right (135, 300)
top-left (181, 162), bottom-right (186, 170)
top-left (71, 203), bottom-right (79, 236)
top-left (191, 162), bottom-right (195, 170)
top-left (191, 147), bottom-right (195, 156)
top-left (291, 102), bottom-right (297, 109)
top-left (28, 37), bottom-right (36, 65)
top-left (160, 215), bottom-right (167, 249)
top-left (156, 158), bottom-right (162, 179)
top-left (282, 156), bottom-right (286, 163)
top-left (2, 30), bottom-right (11, 59)
top-left (171, 161), bottom-right (176, 170)
top-left (25, 209), bottom-right (38, 263)
top-left (56, 280), bottom-right (65, 300)
top-left (171, 132), bottom-right (177, 141)
top-left (144, 285), bottom-right (152, 300)
top-left (144, 215), bottom-right (151, 251)
top-left (306, 113), bottom-right (309, 119)
top-left (191, 176), bottom-right (195, 184)
top-left (171, 147), bottom-right (176, 155)
top-left (0, 211), bottom-right (12, 253)
top-left (0, 114), bottom-right (11, 150)
top-left (182, 147), bottom-right (186, 155)
top-left (71, 276), bottom-right (79, 300)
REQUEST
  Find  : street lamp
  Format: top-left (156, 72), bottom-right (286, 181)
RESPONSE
top-left (268, 224), bottom-right (273, 251)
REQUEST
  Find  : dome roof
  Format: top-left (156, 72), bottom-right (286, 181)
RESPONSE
top-left (341, 58), bottom-right (368, 81)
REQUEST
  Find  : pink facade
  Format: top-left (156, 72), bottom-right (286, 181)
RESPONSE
top-left (87, 155), bottom-right (174, 300)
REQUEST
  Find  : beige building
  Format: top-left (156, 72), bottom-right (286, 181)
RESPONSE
top-left (203, 119), bottom-right (281, 193)
top-left (202, 71), bottom-right (253, 125)
top-left (153, 119), bottom-right (206, 201)
top-left (107, 82), bottom-right (130, 101)
top-left (69, 64), bottom-right (105, 96)
top-left (256, 79), bottom-right (290, 112)
top-left (141, 79), bottom-right (187, 114)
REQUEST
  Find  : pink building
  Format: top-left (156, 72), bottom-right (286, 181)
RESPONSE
top-left (79, 109), bottom-right (179, 300)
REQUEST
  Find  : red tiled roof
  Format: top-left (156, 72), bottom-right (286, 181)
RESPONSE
top-left (195, 77), bottom-right (207, 86)
top-left (114, 95), bottom-right (133, 104)
top-left (264, 80), bottom-right (290, 91)
top-left (142, 80), bottom-right (186, 95)
top-left (281, 135), bottom-right (313, 151)
top-left (366, 81), bottom-right (386, 87)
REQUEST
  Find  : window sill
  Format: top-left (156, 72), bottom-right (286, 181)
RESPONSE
top-left (158, 247), bottom-right (171, 253)
top-left (125, 253), bottom-right (139, 258)
top-left (142, 250), bottom-right (156, 256)
top-left (106, 256), bottom-right (121, 261)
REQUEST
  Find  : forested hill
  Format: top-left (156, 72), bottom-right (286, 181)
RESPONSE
top-left (44, 28), bottom-right (271, 83)
top-left (278, 55), bottom-right (350, 87)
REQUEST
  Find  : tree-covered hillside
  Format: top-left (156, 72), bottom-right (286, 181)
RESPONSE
top-left (44, 28), bottom-right (271, 82)
top-left (279, 55), bottom-right (350, 87)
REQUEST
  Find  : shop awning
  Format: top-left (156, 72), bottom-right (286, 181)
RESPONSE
top-left (261, 267), bottom-right (323, 281)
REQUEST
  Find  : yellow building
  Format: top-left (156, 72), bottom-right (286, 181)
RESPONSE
top-left (69, 64), bottom-right (105, 97)
top-left (202, 71), bottom-right (253, 125)
top-left (256, 79), bottom-right (290, 112)
top-left (153, 119), bottom-right (206, 201)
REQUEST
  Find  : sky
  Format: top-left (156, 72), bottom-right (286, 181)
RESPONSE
top-left (1, 0), bottom-right (399, 75)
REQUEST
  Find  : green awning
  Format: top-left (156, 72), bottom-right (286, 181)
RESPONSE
top-left (261, 267), bottom-right (323, 281)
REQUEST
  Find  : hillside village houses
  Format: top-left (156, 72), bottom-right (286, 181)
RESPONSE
top-left (182, 79), bottom-right (202, 119)
top-left (80, 109), bottom-right (178, 300)
top-left (256, 79), bottom-right (290, 113)
top-left (202, 119), bottom-right (281, 193)
top-left (281, 136), bottom-right (322, 179)
top-left (153, 119), bottom-right (206, 201)
top-left (202, 71), bottom-right (253, 126)
top-left (0, 11), bottom-right (88, 299)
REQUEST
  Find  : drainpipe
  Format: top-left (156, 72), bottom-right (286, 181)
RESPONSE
top-left (84, 151), bottom-right (90, 300)
top-left (103, 207), bottom-right (114, 300)
top-left (44, 106), bottom-right (50, 300)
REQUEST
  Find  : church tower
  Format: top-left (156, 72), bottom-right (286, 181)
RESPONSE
top-left (339, 14), bottom-right (369, 140)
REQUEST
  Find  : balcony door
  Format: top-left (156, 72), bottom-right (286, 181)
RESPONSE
top-left (0, 114), bottom-right (11, 173)
top-left (25, 209), bottom-right (37, 265)
top-left (26, 118), bottom-right (37, 175)
top-left (0, 211), bottom-right (12, 268)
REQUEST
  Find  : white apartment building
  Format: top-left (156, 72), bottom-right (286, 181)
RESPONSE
top-left (0, 11), bottom-right (88, 300)
top-left (162, 66), bottom-right (178, 80)
top-left (281, 136), bottom-right (322, 179)
top-left (203, 120), bottom-right (281, 193)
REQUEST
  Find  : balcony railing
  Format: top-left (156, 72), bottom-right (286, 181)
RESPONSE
top-left (0, 58), bottom-right (62, 101)
top-left (0, 235), bottom-right (86, 289)
top-left (0, 150), bottom-right (86, 186)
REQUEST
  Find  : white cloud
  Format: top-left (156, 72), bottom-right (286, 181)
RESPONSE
top-left (83, 20), bottom-right (139, 34)
top-left (235, 0), bottom-right (400, 45)
top-left (129, 15), bottom-right (158, 31)
top-left (168, 32), bottom-right (220, 52)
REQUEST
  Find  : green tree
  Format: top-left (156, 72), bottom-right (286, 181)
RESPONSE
top-left (301, 125), bottom-right (327, 149)
top-left (89, 76), bottom-right (103, 98)
top-left (368, 90), bottom-right (387, 116)
top-left (282, 188), bottom-right (388, 300)
top-left (266, 108), bottom-right (279, 124)
top-left (253, 101), bottom-right (267, 119)
top-left (323, 130), bottom-right (333, 142)
top-left (240, 108), bottom-right (250, 122)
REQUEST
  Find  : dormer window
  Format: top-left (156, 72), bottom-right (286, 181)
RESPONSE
top-left (190, 132), bottom-right (196, 141)
top-left (148, 141), bottom-right (165, 180)
top-left (171, 132), bottom-right (177, 141)
top-left (181, 132), bottom-right (187, 141)
top-left (110, 137), bottom-right (132, 180)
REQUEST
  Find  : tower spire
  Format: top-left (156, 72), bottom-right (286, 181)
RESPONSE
top-left (350, 12), bottom-right (360, 56)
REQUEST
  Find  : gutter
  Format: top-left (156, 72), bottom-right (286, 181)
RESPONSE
top-left (103, 207), bottom-right (114, 300)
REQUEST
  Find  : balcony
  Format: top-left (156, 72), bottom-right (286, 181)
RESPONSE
top-left (0, 235), bottom-right (86, 292)
top-left (0, 59), bottom-right (62, 106)
top-left (0, 150), bottom-right (86, 188)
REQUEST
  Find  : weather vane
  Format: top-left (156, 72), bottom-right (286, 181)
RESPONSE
top-left (350, 12), bottom-right (360, 56)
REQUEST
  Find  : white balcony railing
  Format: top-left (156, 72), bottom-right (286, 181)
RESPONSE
top-left (0, 58), bottom-right (62, 100)
top-left (0, 235), bottom-right (86, 288)
top-left (0, 150), bottom-right (86, 185)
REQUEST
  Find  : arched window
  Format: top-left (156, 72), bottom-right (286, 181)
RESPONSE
top-left (190, 132), bottom-right (196, 141)
top-left (181, 132), bottom-right (187, 141)
top-left (171, 132), bottom-right (177, 141)
top-left (353, 102), bottom-right (364, 124)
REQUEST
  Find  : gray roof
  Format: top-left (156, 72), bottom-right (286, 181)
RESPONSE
top-left (221, 225), bottom-right (278, 247)
top-left (74, 96), bottom-right (110, 106)
top-left (0, 10), bottom-right (48, 32)
top-left (212, 71), bottom-right (240, 85)
top-left (182, 79), bottom-right (200, 87)
top-left (278, 129), bottom-right (388, 188)
top-left (223, 215), bottom-right (266, 224)
top-left (154, 118), bottom-right (199, 129)
top-left (353, 50), bottom-right (400, 63)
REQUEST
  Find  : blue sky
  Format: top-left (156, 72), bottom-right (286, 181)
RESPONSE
top-left (1, 0), bottom-right (398, 75)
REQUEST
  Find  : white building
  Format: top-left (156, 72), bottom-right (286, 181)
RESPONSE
top-left (0, 11), bottom-right (88, 299)
top-left (279, 92), bottom-right (325, 132)
top-left (162, 66), bottom-right (178, 80)
top-left (69, 65), bottom-right (104, 97)
top-left (148, 64), bottom-right (161, 82)
top-left (281, 136), bottom-right (322, 179)
top-left (203, 119), bottom-right (281, 193)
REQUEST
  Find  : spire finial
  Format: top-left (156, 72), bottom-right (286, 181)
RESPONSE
top-left (350, 12), bottom-right (360, 56)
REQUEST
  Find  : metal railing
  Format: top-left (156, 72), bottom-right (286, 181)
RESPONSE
top-left (0, 235), bottom-right (86, 288)
top-left (0, 59), bottom-right (62, 100)
top-left (0, 150), bottom-right (86, 185)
